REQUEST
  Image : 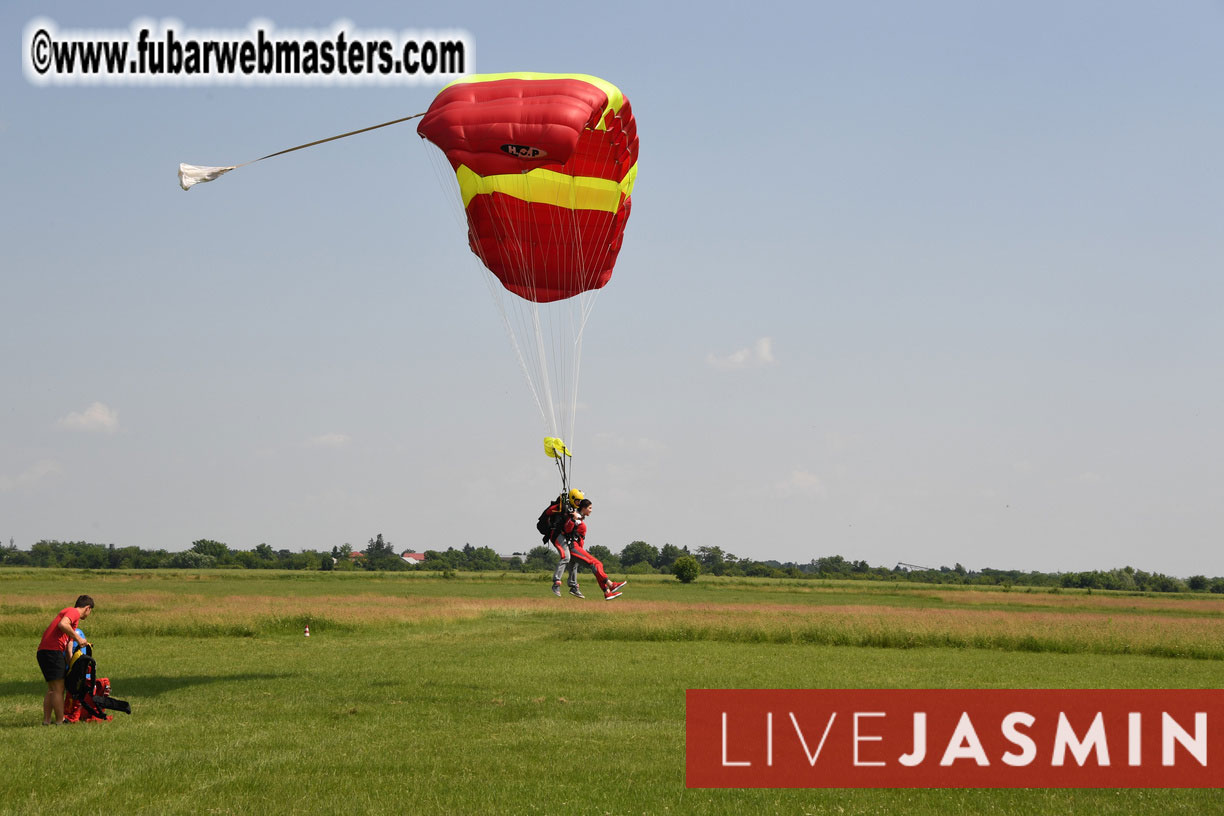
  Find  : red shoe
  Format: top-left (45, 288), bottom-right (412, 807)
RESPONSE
top-left (604, 591), bottom-right (622, 601)
top-left (606, 580), bottom-right (627, 593)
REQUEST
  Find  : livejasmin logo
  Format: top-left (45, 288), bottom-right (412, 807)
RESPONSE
top-left (685, 690), bottom-right (1224, 788)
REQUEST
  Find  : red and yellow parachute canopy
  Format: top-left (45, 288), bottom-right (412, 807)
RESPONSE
top-left (417, 72), bottom-right (639, 304)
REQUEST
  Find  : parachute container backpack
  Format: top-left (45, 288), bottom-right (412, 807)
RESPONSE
top-left (418, 73), bottom-right (639, 457)
top-left (64, 644), bottom-right (132, 723)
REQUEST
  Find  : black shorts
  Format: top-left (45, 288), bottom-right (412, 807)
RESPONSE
top-left (37, 649), bottom-right (67, 682)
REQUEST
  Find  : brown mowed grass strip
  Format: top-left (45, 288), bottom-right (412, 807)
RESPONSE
top-left (0, 592), bottom-right (607, 636)
top-left (6, 589), bottom-right (1223, 659)
top-left (558, 601), bottom-right (1224, 660)
top-left (0, 593), bottom-right (584, 637)
top-left (111, 594), bottom-right (542, 633)
top-left (0, 594), bottom-right (477, 636)
top-left (924, 589), bottom-right (1224, 615)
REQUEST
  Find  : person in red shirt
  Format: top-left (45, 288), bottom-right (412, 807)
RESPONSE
top-left (556, 499), bottom-right (627, 601)
top-left (37, 595), bottom-right (93, 725)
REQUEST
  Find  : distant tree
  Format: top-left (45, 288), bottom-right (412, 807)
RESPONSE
top-left (523, 545), bottom-right (555, 571)
top-left (191, 539), bottom-right (230, 561)
top-left (588, 544), bottom-right (621, 572)
top-left (620, 540), bottom-right (659, 569)
top-left (168, 550), bottom-right (215, 569)
top-left (422, 548), bottom-right (463, 571)
top-left (696, 546), bottom-right (735, 576)
top-left (57, 542), bottom-right (107, 569)
top-left (672, 555), bottom-right (700, 584)
top-left (658, 544), bottom-right (685, 569)
top-left (815, 555), bottom-right (850, 576)
top-left (366, 534), bottom-right (395, 557)
top-left (1148, 573), bottom-right (1186, 593)
top-left (747, 563), bottom-right (782, 578)
top-left (1187, 575), bottom-right (1209, 592)
top-left (465, 545), bottom-right (505, 571)
top-left (230, 550), bottom-right (257, 569)
top-left (133, 548), bottom-right (170, 568)
top-left (29, 541), bottom-right (61, 567)
top-left (363, 534), bottom-right (393, 567)
top-left (362, 534), bottom-right (410, 570)
top-left (0, 542), bottom-right (31, 566)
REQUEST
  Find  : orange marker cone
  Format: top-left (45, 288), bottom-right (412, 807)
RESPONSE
top-left (304, 624), bottom-right (310, 637)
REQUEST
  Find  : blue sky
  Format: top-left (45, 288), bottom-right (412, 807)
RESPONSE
top-left (3, 1), bottom-right (1222, 576)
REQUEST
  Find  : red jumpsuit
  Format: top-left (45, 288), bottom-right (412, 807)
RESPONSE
top-left (558, 516), bottom-right (612, 593)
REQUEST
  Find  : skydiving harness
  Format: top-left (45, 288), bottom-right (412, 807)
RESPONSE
top-left (537, 493), bottom-right (576, 544)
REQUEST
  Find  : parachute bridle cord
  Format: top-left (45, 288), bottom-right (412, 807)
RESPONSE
top-left (179, 112), bottom-right (427, 190)
top-left (246, 112), bottom-right (427, 164)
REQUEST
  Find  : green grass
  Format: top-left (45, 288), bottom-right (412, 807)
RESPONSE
top-left (1, 569), bottom-right (1222, 815)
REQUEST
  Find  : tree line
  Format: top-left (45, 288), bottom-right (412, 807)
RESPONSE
top-left (1, 538), bottom-right (1220, 593)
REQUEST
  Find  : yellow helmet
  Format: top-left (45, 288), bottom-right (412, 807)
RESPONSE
top-left (568, 488), bottom-right (585, 504)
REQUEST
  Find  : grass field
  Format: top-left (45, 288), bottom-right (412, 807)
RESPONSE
top-left (2, 568), bottom-right (1222, 815)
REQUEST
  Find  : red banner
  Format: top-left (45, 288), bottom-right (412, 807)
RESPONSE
top-left (686, 689), bottom-right (1224, 788)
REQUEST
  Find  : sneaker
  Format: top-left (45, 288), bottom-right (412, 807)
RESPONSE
top-left (569, 587), bottom-right (585, 599)
top-left (604, 591), bottom-right (622, 601)
top-left (606, 580), bottom-right (627, 593)
top-left (552, 583), bottom-right (562, 597)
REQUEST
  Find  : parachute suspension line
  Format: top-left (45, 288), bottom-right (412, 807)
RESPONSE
top-left (554, 451), bottom-right (570, 505)
top-left (495, 178), bottom-right (560, 439)
top-left (563, 134), bottom-right (625, 446)
top-left (422, 145), bottom-right (557, 436)
top-left (496, 168), bottom-right (580, 446)
top-left (423, 144), bottom-right (566, 442)
top-left (529, 304), bottom-right (559, 437)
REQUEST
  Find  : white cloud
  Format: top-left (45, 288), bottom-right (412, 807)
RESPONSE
top-left (306, 432), bottom-right (351, 449)
top-left (0, 459), bottom-right (62, 492)
top-left (774, 468), bottom-right (826, 499)
top-left (706, 337), bottom-right (778, 370)
top-left (58, 402), bottom-right (119, 433)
